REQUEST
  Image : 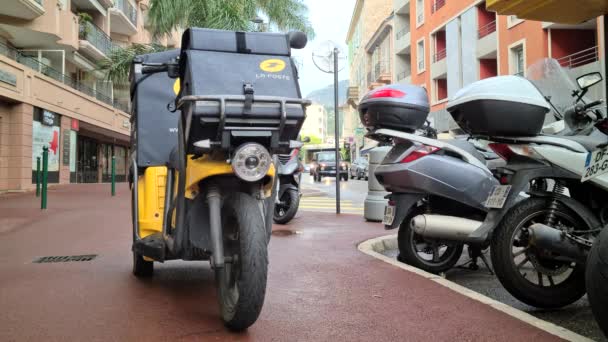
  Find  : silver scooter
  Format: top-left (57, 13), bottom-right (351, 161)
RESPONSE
top-left (273, 137), bottom-right (309, 224)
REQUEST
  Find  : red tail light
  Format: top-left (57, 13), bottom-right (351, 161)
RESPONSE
top-left (370, 89), bottom-right (406, 99)
top-left (400, 145), bottom-right (440, 163)
top-left (488, 143), bottom-right (515, 161)
top-left (289, 148), bottom-right (299, 161)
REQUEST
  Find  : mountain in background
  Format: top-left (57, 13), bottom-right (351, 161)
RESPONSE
top-left (305, 80), bottom-right (349, 108)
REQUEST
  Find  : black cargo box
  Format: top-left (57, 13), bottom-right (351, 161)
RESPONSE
top-left (130, 49), bottom-right (180, 167)
top-left (178, 28), bottom-right (306, 151)
top-left (358, 84), bottom-right (430, 132)
top-left (446, 76), bottom-right (550, 137)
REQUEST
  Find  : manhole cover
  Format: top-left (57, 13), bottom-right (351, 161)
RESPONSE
top-left (33, 255), bottom-right (97, 263)
top-left (271, 229), bottom-right (301, 237)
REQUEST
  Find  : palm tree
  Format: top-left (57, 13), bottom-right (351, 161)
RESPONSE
top-left (99, 0), bottom-right (314, 87)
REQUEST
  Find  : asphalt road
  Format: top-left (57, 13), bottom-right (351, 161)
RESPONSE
top-left (304, 176), bottom-right (606, 342)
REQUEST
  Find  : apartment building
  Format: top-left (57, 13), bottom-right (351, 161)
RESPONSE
top-left (345, 0), bottom-right (394, 160)
top-left (0, 0), bottom-right (179, 191)
top-left (300, 103), bottom-right (327, 143)
top-left (408, 0), bottom-right (604, 131)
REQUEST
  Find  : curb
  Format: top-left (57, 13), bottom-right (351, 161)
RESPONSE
top-left (358, 234), bottom-right (592, 342)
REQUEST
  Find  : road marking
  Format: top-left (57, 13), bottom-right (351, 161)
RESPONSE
top-left (358, 235), bottom-right (593, 342)
top-left (299, 198), bottom-right (364, 213)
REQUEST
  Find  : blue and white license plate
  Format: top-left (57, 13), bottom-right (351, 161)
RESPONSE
top-left (582, 147), bottom-right (608, 182)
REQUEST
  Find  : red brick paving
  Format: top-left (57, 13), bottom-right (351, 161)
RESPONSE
top-left (0, 184), bottom-right (562, 341)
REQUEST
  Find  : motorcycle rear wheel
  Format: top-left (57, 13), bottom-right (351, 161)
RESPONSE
top-left (397, 208), bottom-right (464, 274)
top-left (586, 227), bottom-right (608, 337)
top-left (216, 192), bottom-right (268, 331)
top-left (491, 198), bottom-right (586, 309)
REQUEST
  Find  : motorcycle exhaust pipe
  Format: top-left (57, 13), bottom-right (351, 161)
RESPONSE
top-left (528, 223), bottom-right (588, 262)
top-left (412, 215), bottom-right (483, 240)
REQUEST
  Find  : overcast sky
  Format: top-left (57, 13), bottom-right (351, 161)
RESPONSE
top-left (291, 0), bottom-right (357, 96)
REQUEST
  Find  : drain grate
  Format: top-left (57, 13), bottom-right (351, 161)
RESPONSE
top-left (33, 254), bottom-right (97, 263)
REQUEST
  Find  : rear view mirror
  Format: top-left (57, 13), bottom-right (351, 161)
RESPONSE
top-left (288, 31), bottom-right (308, 49)
top-left (301, 136), bottom-right (311, 143)
top-left (577, 72), bottom-right (603, 90)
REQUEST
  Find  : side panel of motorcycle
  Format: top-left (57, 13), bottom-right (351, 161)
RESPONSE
top-left (533, 145), bottom-right (608, 191)
top-left (137, 166), bottom-right (167, 238)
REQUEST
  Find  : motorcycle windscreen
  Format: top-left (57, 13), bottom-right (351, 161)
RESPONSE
top-left (486, 0), bottom-right (608, 24)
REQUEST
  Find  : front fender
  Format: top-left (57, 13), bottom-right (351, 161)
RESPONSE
top-left (279, 182), bottom-right (299, 198)
top-left (385, 193), bottom-right (425, 230)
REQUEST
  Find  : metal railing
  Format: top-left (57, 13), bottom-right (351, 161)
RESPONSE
top-left (373, 60), bottom-right (391, 80)
top-left (114, 0), bottom-right (137, 26)
top-left (513, 71), bottom-right (524, 77)
top-left (417, 13), bottom-right (424, 24)
top-left (0, 41), bottom-right (127, 113)
top-left (433, 48), bottom-right (446, 62)
top-left (79, 21), bottom-right (114, 56)
top-left (396, 27), bottom-right (409, 40)
top-left (397, 71), bottom-right (410, 81)
top-left (432, 0), bottom-right (446, 13)
top-left (478, 20), bottom-right (496, 39)
top-left (556, 46), bottom-right (599, 69)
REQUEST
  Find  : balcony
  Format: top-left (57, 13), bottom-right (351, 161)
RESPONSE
top-left (477, 20), bottom-right (497, 58)
top-left (397, 71), bottom-right (411, 83)
top-left (79, 21), bottom-right (114, 60)
top-left (432, 0), bottom-right (446, 13)
top-left (0, 41), bottom-right (126, 112)
top-left (0, 0), bottom-right (45, 20)
top-left (110, 0), bottom-right (138, 36)
top-left (72, 0), bottom-right (112, 14)
top-left (395, 27), bottom-right (411, 55)
top-left (556, 46), bottom-right (598, 69)
top-left (373, 61), bottom-right (392, 83)
top-left (431, 49), bottom-right (447, 79)
top-left (394, 0), bottom-right (410, 13)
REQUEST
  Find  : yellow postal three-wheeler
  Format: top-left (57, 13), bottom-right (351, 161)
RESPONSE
top-left (487, 0), bottom-right (608, 336)
top-left (129, 28), bottom-right (310, 331)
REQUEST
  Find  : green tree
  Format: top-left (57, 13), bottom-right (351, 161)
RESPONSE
top-left (99, 0), bottom-right (314, 87)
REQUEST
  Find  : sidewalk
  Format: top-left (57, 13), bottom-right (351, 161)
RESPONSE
top-left (0, 184), bottom-right (562, 341)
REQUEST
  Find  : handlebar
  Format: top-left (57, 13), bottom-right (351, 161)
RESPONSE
top-left (583, 99), bottom-right (603, 110)
top-left (142, 64), bottom-right (168, 74)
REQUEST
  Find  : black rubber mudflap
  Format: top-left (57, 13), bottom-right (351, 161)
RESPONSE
top-left (132, 232), bottom-right (166, 262)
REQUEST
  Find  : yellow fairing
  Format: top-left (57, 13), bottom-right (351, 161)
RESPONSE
top-left (182, 154), bottom-right (276, 199)
top-left (486, 0), bottom-right (608, 24)
top-left (137, 166), bottom-right (167, 238)
top-left (137, 156), bottom-right (276, 236)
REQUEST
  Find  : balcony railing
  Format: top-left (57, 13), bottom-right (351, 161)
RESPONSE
top-left (79, 21), bottom-right (114, 57)
top-left (114, 0), bottom-right (137, 26)
top-left (373, 60), bottom-right (391, 80)
top-left (0, 41), bottom-right (127, 113)
top-left (433, 48), bottom-right (447, 63)
top-left (514, 71), bottom-right (524, 77)
top-left (478, 20), bottom-right (496, 39)
top-left (397, 71), bottom-right (411, 81)
top-left (432, 0), bottom-right (446, 13)
top-left (396, 27), bottom-right (409, 40)
top-left (556, 46), bottom-right (599, 69)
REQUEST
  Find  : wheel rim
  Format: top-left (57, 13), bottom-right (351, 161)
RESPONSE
top-left (219, 213), bottom-right (241, 320)
top-left (275, 192), bottom-right (292, 218)
top-left (509, 210), bottom-right (580, 288)
top-left (410, 229), bottom-right (460, 267)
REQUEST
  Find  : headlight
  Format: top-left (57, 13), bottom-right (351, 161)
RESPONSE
top-left (231, 143), bottom-right (271, 182)
top-left (341, 163), bottom-right (347, 169)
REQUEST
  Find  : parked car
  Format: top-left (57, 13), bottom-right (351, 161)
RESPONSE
top-left (310, 151), bottom-right (348, 182)
top-left (350, 157), bottom-right (369, 180)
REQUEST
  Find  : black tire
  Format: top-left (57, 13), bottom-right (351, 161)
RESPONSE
top-left (273, 188), bottom-right (299, 224)
top-left (397, 208), bottom-right (464, 274)
top-left (491, 197), bottom-right (587, 309)
top-left (586, 227), bottom-right (608, 337)
top-left (365, 176), bottom-right (368, 181)
top-left (341, 174), bottom-right (348, 182)
top-left (216, 192), bottom-right (268, 331)
top-left (133, 252), bottom-right (154, 277)
top-left (356, 172), bottom-right (361, 180)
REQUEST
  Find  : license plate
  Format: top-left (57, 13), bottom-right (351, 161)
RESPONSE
top-left (485, 185), bottom-right (512, 209)
top-left (582, 147), bottom-right (608, 182)
top-left (382, 205), bottom-right (395, 226)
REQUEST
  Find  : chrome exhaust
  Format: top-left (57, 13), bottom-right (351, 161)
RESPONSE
top-left (528, 223), bottom-right (588, 262)
top-left (411, 214), bottom-right (483, 240)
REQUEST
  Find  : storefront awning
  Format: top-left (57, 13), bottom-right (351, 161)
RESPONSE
top-left (79, 121), bottom-right (130, 145)
top-left (486, 0), bottom-right (608, 24)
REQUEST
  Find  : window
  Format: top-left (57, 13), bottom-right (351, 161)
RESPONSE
top-left (416, 0), bottom-right (425, 26)
top-left (507, 15), bottom-right (524, 28)
top-left (417, 39), bottom-right (425, 73)
top-left (509, 43), bottom-right (525, 76)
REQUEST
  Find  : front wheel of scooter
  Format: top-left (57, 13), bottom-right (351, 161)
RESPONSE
top-left (216, 193), bottom-right (268, 331)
